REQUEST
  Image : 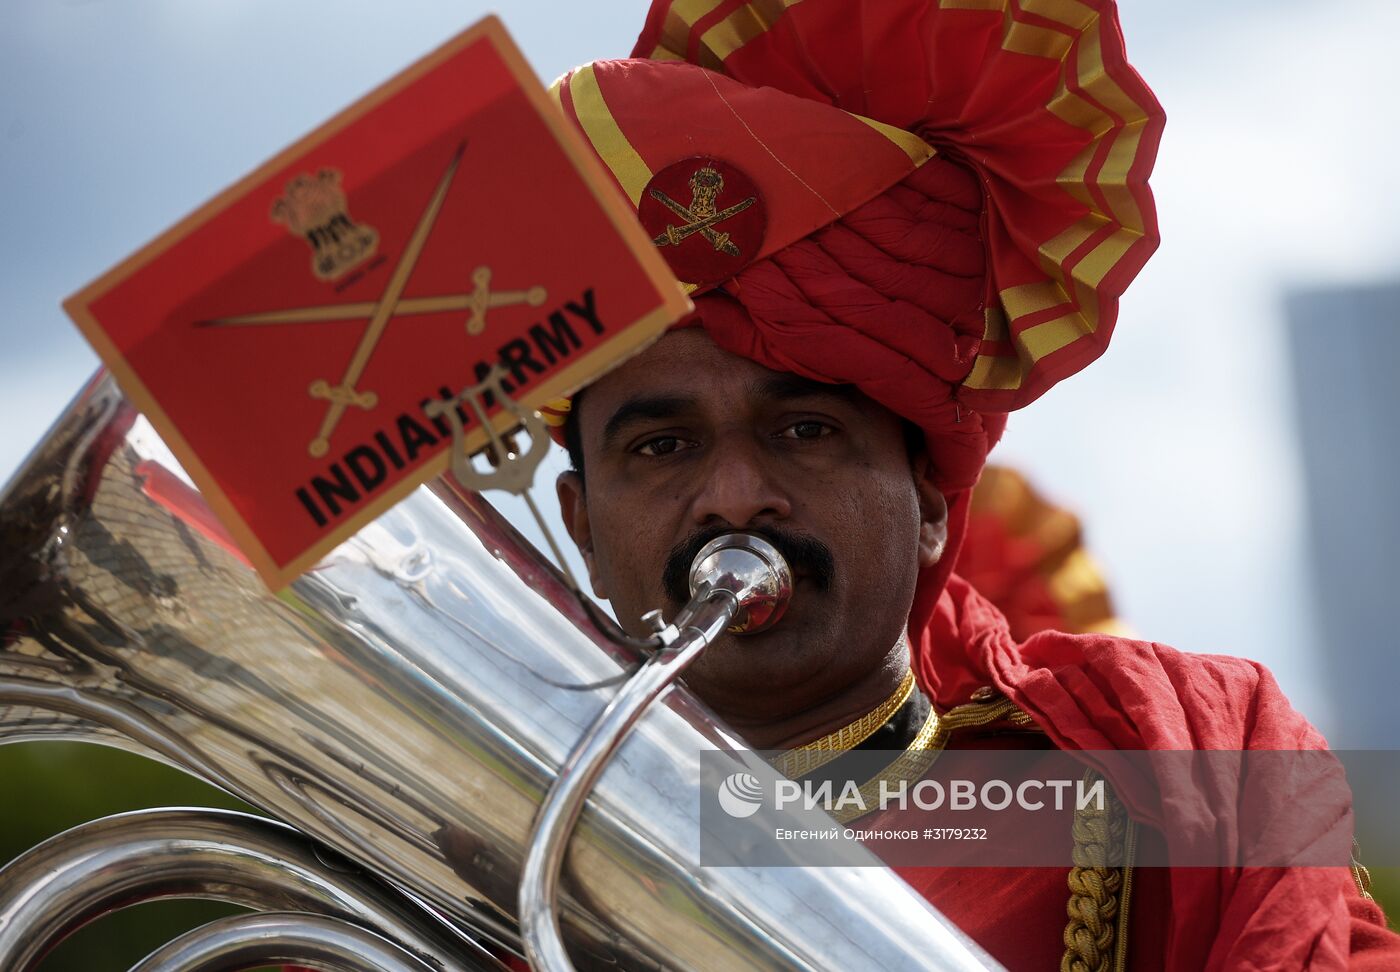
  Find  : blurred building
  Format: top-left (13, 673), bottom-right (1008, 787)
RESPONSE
top-left (1285, 281), bottom-right (1400, 751)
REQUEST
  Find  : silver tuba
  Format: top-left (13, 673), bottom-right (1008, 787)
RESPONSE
top-left (0, 374), bottom-right (1001, 971)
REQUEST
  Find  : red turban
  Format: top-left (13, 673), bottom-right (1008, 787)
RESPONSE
top-left (545, 0), bottom-right (1163, 601)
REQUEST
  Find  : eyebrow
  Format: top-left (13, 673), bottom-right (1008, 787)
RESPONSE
top-left (598, 378), bottom-right (865, 450)
top-left (599, 395), bottom-right (695, 450)
top-left (747, 374), bottom-right (864, 406)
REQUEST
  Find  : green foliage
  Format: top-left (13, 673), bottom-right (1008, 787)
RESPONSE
top-left (1368, 868), bottom-right (1400, 932)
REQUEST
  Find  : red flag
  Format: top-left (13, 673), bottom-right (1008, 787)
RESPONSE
top-left (65, 17), bottom-right (691, 588)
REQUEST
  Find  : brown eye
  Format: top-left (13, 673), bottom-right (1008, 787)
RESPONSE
top-left (636, 435), bottom-right (685, 456)
top-left (781, 420), bottom-right (831, 440)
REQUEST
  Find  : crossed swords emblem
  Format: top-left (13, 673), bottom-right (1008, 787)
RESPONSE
top-left (202, 142), bottom-right (547, 459)
top-left (649, 165), bottom-right (755, 257)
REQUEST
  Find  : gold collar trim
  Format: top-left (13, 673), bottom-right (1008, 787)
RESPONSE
top-left (832, 693), bottom-right (1038, 824)
top-left (832, 704), bottom-right (942, 824)
top-left (769, 667), bottom-right (915, 779)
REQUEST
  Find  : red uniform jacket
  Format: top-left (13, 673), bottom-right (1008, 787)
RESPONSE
top-left (905, 574), bottom-right (1399, 970)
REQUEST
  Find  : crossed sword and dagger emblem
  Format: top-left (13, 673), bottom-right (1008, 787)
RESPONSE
top-left (648, 166), bottom-right (756, 257)
top-left (202, 142), bottom-right (547, 460)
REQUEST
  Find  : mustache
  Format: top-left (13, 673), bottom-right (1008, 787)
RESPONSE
top-left (661, 525), bottom-right (834, 606)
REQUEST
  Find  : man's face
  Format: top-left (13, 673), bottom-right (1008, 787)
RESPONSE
top-left (556, 328), bottom-right (947, 722)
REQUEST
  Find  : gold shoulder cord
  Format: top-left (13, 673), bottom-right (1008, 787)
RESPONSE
top-left (770, 685), bottom-right (1141, 968)
top-left (1062, 769), bottom-right (1137, 972)
top-left (1062, 787), bottom-right (1370, 972)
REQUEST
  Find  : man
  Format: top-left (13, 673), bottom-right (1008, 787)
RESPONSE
top-left (543, 0), bottom-right (1399, 967)
top-left (557, 328), bottom-right (939, 749)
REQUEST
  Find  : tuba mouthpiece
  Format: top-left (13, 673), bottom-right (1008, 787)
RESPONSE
top-left (687, 533), bottom-right (793, 635)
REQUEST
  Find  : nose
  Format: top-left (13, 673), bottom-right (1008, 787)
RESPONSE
top-left (687, 434), bottom-right (793, 529)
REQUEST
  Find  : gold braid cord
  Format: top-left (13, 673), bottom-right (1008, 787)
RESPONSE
top-left (1352, 838), bottom-right (1375, 901)
top-left (1062, 770), bottom-right (1136, 972)
top-left (775, 687), bottom-right (1141, 969)
top-left (771, 686), bottom-right (1152, 970)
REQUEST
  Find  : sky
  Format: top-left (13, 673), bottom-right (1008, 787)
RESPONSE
top-left (2, 0), bottom-right (1398, 742)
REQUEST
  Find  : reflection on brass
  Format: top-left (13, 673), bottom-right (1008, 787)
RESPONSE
top-left (0, 375), bottom-right (1002, 971)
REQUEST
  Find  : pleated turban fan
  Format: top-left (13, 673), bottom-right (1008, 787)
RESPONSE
top-left (544, 0), bottom-right (1163, 601)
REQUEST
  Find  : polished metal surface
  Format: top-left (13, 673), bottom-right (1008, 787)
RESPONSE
top-left (0, 375), bottom-right (1001, 971)
top-left (688, 533), bottom-right (793, 634)
top-left (521, 536), bottom-right (792, 972)
top-left (128, 911), bottom-right (441, 972)
top-left (0, 807), bottom-right (498, 972)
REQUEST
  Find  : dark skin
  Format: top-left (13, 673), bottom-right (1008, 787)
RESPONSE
top-left (556, 328), bottom-right (948, 749)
